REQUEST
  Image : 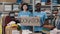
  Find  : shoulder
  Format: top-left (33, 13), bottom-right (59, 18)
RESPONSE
top-left (33, 12), bottom-right (37, 13)
top-left (27, 11), bottom-right (31, 14)
top-left (18, 11), bottom-right (23, 14)
top-left (41, 11), bottom-right (46, 14)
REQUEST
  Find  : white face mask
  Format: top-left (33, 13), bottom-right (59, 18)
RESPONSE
top-left (10, 14), bottom-right (15, 16)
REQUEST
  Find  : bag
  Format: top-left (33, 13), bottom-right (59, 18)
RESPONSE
top-left (43, 25), bottom-right (54, 30)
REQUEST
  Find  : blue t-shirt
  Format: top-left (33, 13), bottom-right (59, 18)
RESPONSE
top-left (18, 11), bottom-right (31, 17)
top-left (33, 11), bottom-right (47, 24)
top-left (18, 11), bottom-right (31, 30)
top-left (33, 11), bottom-right (47, 31)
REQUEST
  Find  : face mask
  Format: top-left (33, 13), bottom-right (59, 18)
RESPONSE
top-left (10, 14), bottom-right (15, 17)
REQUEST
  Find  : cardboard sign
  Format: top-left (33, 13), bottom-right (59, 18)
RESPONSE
top-left (20, 17), bottom-right (40, 26)
top-left (20, 17), bottom-right (40, 23)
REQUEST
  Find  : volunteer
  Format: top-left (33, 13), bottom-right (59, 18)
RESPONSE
top-left (18, 3), bottom-right (32, 31)
top-left (52, 9), bottom-right (59, 26)
top-left (5, 12), bottom-right (16, 26)
top-left (33, 3), bottom-right (47, 32)
top-left (3, 12), bottom-right (15, 34)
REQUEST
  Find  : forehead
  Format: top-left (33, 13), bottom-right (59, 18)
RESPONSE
top-left (54, 11), bottom-right (58, 12)
top-left (23, 5), bottom-right (27, 6)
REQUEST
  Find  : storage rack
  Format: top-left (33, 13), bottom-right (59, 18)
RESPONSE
top-left (0, 0), bottom-right (60, 34)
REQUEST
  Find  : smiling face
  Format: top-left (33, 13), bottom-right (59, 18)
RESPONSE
top-left (53, 11), bottom-right (58, 14)
top-left (35, 3), bottom-right (41, 12)
top-left (23, 5), bottom-right (28, 11)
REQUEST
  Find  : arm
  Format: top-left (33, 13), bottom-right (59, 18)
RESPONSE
top-left (18, 12), bottom-right (21, 18)
top-left (44, 12), bottom-right (48, 19)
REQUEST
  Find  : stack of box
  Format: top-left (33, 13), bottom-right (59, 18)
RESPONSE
top-left (5, 27), bottom-right (22, 34)
top-left (0, 5), bottom-right (3, 12)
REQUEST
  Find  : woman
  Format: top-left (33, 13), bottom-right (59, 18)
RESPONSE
top-left (5, 12), bottom-right (16, 26)
top-left (2, 12), bottom-right (15, 34)
top-left (33, 3), bottom-right (47, 32)
top-left (18, 3), bottom-right (32, 31)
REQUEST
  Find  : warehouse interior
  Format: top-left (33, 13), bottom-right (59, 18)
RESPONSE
top-left (0, 0), bottom-right (60, 34)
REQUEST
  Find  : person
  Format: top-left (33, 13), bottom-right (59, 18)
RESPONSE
top-left (2, 12), bottom-right (16, 34)
top-left (33, 3), bottom-right (47, 33)
top-left (18, 3), bottom-right (32, 31)
top-left (52, 9), bottom-right (59, 26)
top-left (5, 12), bottom-right (16, 26)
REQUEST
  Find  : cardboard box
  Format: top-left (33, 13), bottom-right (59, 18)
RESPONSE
top-left (35, 0), bottom-right (41, 4)
top-left (0, 0), bottom-right (16, 3)
top-left (0, 5), bottom-right (3, 11)
top-left (5, 27), bottom-right (22, 34)
top-left (22, 0), bottom-right (31, 4)
top-left (4, 5), bottom-right (12, 11)
top-left (0, 18), bottom-right (2, 34)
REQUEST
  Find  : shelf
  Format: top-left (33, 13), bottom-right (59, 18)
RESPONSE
top-left (41, 5), bottom-right (51, 6)
top-left (53, 4), bottom-right (60, 7)
top-left (4, 11), bottom-right (13, 12)
top-left (2, 12), bottom-right (9, 14)
top-left (41, 4), bottom-right (60, 7)
top-left (0, 2), bottom-right (16, 5)
top-left (28, 4), bottom-right (32, 5)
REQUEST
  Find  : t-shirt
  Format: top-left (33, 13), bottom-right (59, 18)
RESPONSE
top-left (33, 11), bottom-right (47, 31)
top-left (18, 11), bottom-right (31, 17)
top-left (33, 11), bottom-right (47, 25)
top-left (18, 11), bottom-right (32, 30)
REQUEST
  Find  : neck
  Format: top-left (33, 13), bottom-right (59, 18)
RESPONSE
top-left (36, 10), bottom-right (40, 12)
top-left (36, 8), bottom-right (40, 11)
top-left (24, 10), bottom-right (27, 12)
top-left (23, 10), bottom-right (27, 12)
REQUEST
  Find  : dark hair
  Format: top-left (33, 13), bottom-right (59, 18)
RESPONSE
top-left (35, 3), bottom-right (41, 12)
top-left (53, 9), bottom-right (58, 11)
top-left (21, 3), bottom-right (28, 11)
top-left (52, 9), bottom-right (58, 14)
top-left (35, 3), bottom-right (41, 8)
top-left (9, 12), bottom-right (15, 15)
top-left (9, 12), bottom-right (15, 21)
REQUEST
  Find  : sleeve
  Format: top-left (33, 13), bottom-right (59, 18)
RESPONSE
top-left (44, 12), bottom-right (48, 19)
top-left (33, 12), bottom-right (36, 17)
top-left (18, 12), bottom-right (21, 18)
top-left (29, 12), bottom-right (32, 16)
top-left (43, 12), bottom-right (48, 24)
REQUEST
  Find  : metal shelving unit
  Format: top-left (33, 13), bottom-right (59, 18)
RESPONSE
top-left (32, 0), bottom-right (60, 26)
top-left (0, 0), bottom-right (60, 31)
top-left (0, 2), bottom-right (20, 14)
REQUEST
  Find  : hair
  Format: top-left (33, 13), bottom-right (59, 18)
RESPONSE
top-left (35, 3), bottom-right (41, 12)
top-left (53, 9), bottom-right (58, 11)
top-left (9, 12), bottom-right (15, 21)
top-left (21, 3), bottom-right (28, 11)
top-left (52, 9), bottom-right (58, 14)
top-left (35, 3), bottom-right (41, 8)
top-left (9, 12), bottom-right (15, 16)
